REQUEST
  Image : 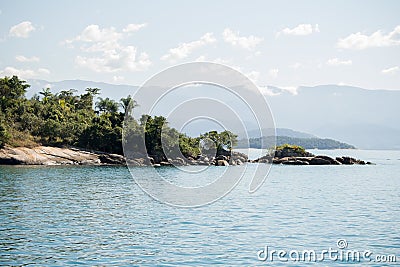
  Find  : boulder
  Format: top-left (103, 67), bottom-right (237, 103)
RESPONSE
top-left (336, 156), bottom-right (360, 165)
top-left (282, 160), bottom-right (309, 165)
top-left (215, 160), bottom-right (229, 166)
top-left (315, 155), bottom-right (341, 165)
top-left (126, 159), bottom-right (142, 166)
top-left (98, 154), bottom-right (125, 165)
top-left (216, 155), bottom-right (228, 161)
top-left (309, 157), bottom-right (331, 165)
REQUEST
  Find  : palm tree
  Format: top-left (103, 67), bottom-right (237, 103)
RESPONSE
top-left (85, 87), bottom-right (101, 96)
top-left (120, 95), bottom-right (138, 115)
top-left (96, 97), bottom-right (119, 114)
top-left (39, 88), bottom-right (52, 103)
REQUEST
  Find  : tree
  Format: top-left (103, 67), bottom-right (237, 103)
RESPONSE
top-left (120, 95), bottom-right (138, 116)
top-left (200, 130), bottom-right (238, 153)
top-left (0, 76), bottom-right (30, 112)
top-left (0, 75), bottom-right (239, 158)
top-left (39, 88), bottom-right (53, 103)
top-left (76, 88), bottom-right (101, 111)
top-left (85, 87), bottom-right (101, 96)
top-left (0, 120), bottom-right (10, 147)
top-left (96, 97), bottom-right (119, 114)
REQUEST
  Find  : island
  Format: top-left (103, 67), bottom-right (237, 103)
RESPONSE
top-left (0, 76), bottom-right (370, 166)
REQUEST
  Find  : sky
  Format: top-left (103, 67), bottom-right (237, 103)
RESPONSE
top-left (0, 0), bottom-right (399, 91)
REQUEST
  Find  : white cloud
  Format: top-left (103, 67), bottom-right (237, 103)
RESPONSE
top-left (280, 86), bottom-right (298, 95)
top-left (259, 85), bottom-right (299, 96)
top-left (268, 68), bottom-right (279, 78)
top-left (15, 55), bottom-right (40, 62)
top-left (161, 33), bottom-right (216, 62)
top-left (289, 62), bottom-right (302, 69)
top-left (381, 66), bottom-right (399, 75)
top-left (277, 24), bottom-right (319, 37)
top-left (222, 28), bottom-right (263, 50)
top-left (259, 86), bottom-right (281, 96)
top-left (75, 46), bottom-right (151, 73)
top-left (326, 58), bottom-right (352, 66)
top-left (123, 23), bottom-right (147, 33)
top-left (195, 56), bottom-right (231, 65)
top-left (65, 24), bottom-right (151, 73)
top-left (246, 71), bottom-right (260, 83)
top-left (9, 21), bottom-right (35, 38)
top-left (113, 75), bottom-right (125, 82)
top-left (68, 24), bottom-right (122, 43)
top-left (38, 68), bottom-right (50, 75)
top-left (0, 66), bottom-right (50, 79)
top-left (337, 25), bottom-right (400, 50)
top-left (195, 55), bottom-right (206, 61)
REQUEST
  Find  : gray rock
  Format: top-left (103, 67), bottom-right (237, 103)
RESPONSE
top-left (215, 160), bottom-right (229, 166)
top-left (309, 157), bottom-right (331, 165)
top-left (98, 154), bottom-right (125, 165)
top-left (315, 155), bottom-right (341, 165)
top-left (282, 160), bottom-right (309, 165)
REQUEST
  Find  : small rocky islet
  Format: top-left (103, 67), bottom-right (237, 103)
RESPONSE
top-left (253, 144), bottom-right (372, 165)
top-left (0, 144), bottom-right (371, 166)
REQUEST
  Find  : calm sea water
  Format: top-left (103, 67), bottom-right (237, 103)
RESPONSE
top-left (1, 149), bottom-right (399, 266)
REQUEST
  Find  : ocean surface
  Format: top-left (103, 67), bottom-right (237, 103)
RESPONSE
top-left (1, 149), bottom-right (399, 266)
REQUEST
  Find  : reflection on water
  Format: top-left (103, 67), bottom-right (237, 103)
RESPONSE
top-left (1, 150), bottom-right (399, 266)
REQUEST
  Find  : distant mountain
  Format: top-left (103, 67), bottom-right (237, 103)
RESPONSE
top-left (27, 79), bottom-right (138, 101)
top-left (236, 136), bottom-right (355, 150)
top-left (265, 85), bottom-right (400, 149)
top-left (236, 128), bottom-right (316, 139)
top-left (26, 79), bottom-right (400, 149)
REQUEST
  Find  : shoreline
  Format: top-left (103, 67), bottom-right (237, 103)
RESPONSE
top-left (0, 145), bottom-right (373, 166)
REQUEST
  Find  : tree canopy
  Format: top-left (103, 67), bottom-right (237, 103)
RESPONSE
top-left (0, 76), bottom-right (237, 160)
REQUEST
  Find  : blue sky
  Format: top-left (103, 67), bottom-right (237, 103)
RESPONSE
top-left (0, 0), bottom-right (399, 91)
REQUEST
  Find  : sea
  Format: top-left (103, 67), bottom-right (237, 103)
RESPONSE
top-left (1, 149), bottom-right (399, 266)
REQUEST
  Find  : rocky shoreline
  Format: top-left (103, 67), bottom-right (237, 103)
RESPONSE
top-left (0, 145), bottom-right (371, 166)
top-left (0, 146), bottom-right (125, 166)
top-left (0, 146), bottom-right (249, 167)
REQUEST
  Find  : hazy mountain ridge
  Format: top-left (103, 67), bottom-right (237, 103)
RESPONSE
top-left (237, 136), bottom-right (355, 150)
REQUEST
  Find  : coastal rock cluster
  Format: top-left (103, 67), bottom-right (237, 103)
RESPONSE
top-left (0, 146), bottom-right (248, 167)
top-left (126, 151), bottom-right (248, 167)
top-left (252, 146), bottom-right (372, 165)
top-left (0, 145), bottom-right (371, 166)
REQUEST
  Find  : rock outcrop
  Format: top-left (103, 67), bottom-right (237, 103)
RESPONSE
top-left (0, 145), bottom-right (371, 167)
top-left (0, 146), bottom-right (125, 166)
top-left (253, 150), bottom-right (372, 166)
top-left (0, 146), bottom-right (249, 167)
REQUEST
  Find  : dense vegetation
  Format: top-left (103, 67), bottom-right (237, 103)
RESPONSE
top-left (236, 135), bottom-right (355, 150)
top-left (0, 76), bottom-right (237, 160)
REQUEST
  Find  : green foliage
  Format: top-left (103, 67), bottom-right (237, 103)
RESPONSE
top-left (96, 97), bottom-right (119, 114)
top-left (201, 130), bottom-right (238, 153)
top-left (0, 75), bottom-right (239, 159)
top-left (120, 95), bottom-right (138, 116)
top-left (179, 134), bottom-right (200, 158)
top-left (0, 75), bottom-right (30, 112)
top-left (0, 120), bottom-right (10, 147)
top-left (275, 143), bottom-right (306, 154)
